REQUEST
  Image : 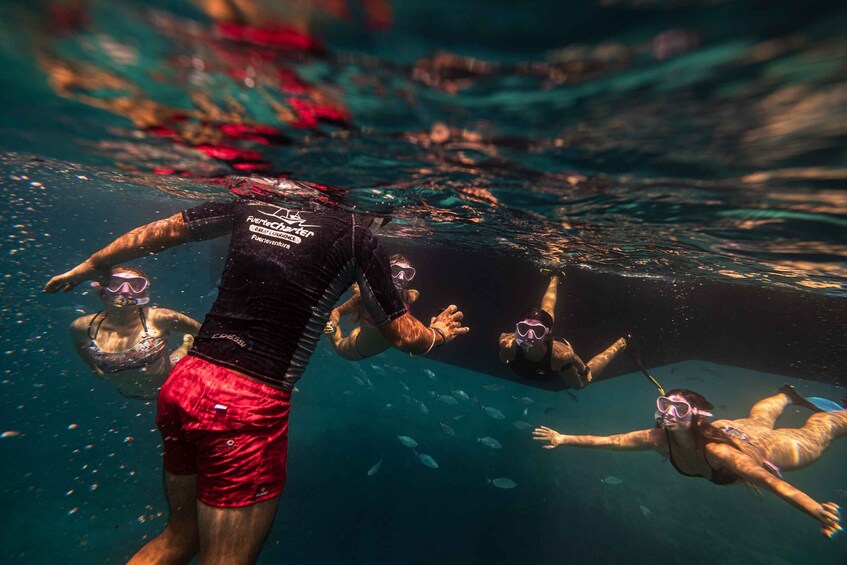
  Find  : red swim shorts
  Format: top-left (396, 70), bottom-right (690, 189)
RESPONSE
top-left (157, 355), bottom-right (292, 508)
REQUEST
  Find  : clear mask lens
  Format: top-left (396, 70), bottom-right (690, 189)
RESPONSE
top-left (105, 276), bottom-right (148, 294)
top-left (391, 265), bottom-right (416, 281)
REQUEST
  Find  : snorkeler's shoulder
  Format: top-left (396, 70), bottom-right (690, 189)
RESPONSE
top-left (70, 312), bottom-right (98, 333)
top-left (498, 331), bottom-right (515, 345)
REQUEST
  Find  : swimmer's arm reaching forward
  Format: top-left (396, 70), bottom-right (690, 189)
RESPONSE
top-left (44, 213), bottom-right (192, 293)
top-left (705, 443), bottom-right (842, 538)
top-left (532, 426), bottom-right (664, 451)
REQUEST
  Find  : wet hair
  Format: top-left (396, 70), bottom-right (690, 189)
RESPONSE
top-left (110, 266), bottom-right (149, 280)
top-left (389, 253), bottom-right (411, 266)
top-left (518, 308), bottom-right (553, 329)
top-left (659, 389), bottom-right (768, 471)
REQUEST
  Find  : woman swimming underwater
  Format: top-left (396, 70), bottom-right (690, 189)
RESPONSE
top-left (533, 387), bottom-right (845, 537)
top-left (69, 266), bottom-right (201, 399)
top-left (324, 254), bottom-right (420, 359)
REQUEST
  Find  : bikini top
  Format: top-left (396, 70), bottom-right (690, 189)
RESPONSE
top-left (665, 429), bottom-right (739, 485)
top-left (87, 309), bottom-right (167, 373)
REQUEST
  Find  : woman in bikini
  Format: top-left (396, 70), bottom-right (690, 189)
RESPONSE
top-left (499, 272), bottom-right (628, 389)
top-left (533, 386), bottom-right (846, 538)
top-left (324, 254), bottom-right (419, 360)
top-left (69, 266), bottom-right (201, 399)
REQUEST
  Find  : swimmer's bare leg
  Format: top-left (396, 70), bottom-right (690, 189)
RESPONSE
top-left (128, 472), bottom-right (199, 565)
top-left (540, 275), bottom-right (559, 323)
top-left (747, 391), bottom-right (793, 428)
top-left (760, 409), bottom-right (847, 470)
top-left (585, 337), bottom-right (628, 381)
top-left (197, 495), bottom-right (280, 565)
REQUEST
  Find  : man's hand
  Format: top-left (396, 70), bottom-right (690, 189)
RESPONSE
top-left (428, 304), bottom-right (469, 345)
top-left (44, 260), bottom-right (105, 293)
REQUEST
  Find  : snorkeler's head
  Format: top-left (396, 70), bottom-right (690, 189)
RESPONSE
top-left (98, 266), bottom-right (151, 308)
top-left (515, 308), bottom-right (553, 350)
top-left (655, 388), bottom-right (713, 431)
top-left (389, 254), bottom-right (415, 290)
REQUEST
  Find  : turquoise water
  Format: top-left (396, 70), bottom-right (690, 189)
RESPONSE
top-left (1, 0), bottom-right (847, 562)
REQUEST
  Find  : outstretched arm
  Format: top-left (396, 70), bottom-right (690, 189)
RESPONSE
top-left (706, 443), bottom-right (842, 538)
top-left (532, 426), bottom-right (664, 451)
top-left (44, 213), bottom-right (191, 293)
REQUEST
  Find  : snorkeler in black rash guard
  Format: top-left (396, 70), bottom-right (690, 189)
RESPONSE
top-left (45, 197), bottom-right (468, 565)
top-left (498, 273), bottom-right (627, 390)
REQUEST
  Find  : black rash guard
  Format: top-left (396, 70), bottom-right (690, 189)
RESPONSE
top-left (181, 199), bottom-right (407, 390)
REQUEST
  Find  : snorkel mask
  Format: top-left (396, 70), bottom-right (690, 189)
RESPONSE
top-left (391, 263), bottom-right (416, 290)
top-left (655, 394), bottom-right (712, 429)
top-left (98, 273), bottom-right (150, 307)
top-left (515, 319), bottom-right (550, 351)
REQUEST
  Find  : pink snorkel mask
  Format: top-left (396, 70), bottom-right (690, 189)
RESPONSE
top-left (655, 395), bottom-right (712, 427)
top-left (515, 319), bottom-right (550, 350)
top-left (391, 263), bottom-right (416, 290)
top-left (95, 273), bottom-right (150, 306)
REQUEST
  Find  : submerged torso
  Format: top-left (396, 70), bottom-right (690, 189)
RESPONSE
top-left (183, 200), bottom-right (406, 390)
top-left (84, 308), bottom-right (171, 398)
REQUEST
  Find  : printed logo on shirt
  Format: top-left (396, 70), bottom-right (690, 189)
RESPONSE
top-left (245, 205), bottom-right (318, 246)
top-left (211, 333), bottom-right (247, 347)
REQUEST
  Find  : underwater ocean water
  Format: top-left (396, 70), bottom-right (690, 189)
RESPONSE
top-left (1, 0), bottom-right (846, 563)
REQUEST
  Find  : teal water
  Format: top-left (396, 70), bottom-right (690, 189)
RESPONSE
top-left (1, 0), bottom-right (847, 562)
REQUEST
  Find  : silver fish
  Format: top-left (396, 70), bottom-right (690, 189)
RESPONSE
top-left (440, 423), bottom-right (456, 436)
top-left (352, 375), bottom-right (365, 386)
top-left (601, 476), bottom-right (623, 485)
top-left (397, 435), bottom-right (418, 448)
top-left (522, 407), bottom-right (528, 417)
top-left (398, 380), bottom-right (410, 391)
top-left (367, 457), bottom-right (383, 477)
top-left (426, 390), bottom-right (437, 398)
top-left (417, 401), bottom-right (430, 415)
top-left (364, 375), bottom-right (375, 391)
top-left (477, 437), bottom-right (502, 449)
top-left (484, 407), bottom-right (505, 420)
top-left (482, 383), bottom-right (505, 391)
top-left (451, 390), bottom-right (470, 401)
top-left (639, 505), bottom-right (654, 518)
top-left (438, 395), bottom-right (459, 405)
top-left (520, 397), bottom-right (534, 405)
top-left (512, 421), bottom-right (532, 430)
top-left (401, 394), bottom-right (413, 404)
top-left (418, 453), bottom-right (439, 469)
top-left (423, 369), bottom-right (437, 380)
top-left (370, 364), bottom-right (386, 376)
top-left (488, 477), bottom-right (517, 489)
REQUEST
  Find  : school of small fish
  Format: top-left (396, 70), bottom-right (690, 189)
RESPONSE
top-left (346, 364), bottom-right (556, 490)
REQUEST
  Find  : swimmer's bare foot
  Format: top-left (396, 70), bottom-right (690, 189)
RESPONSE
top-left (779, 384), bottom-right (823, 413)
top-left (182, 334), bottom-right (194, 348)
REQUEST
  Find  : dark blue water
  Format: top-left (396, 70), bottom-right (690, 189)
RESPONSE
top-left (1, 0), bottom-right (846, 563)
